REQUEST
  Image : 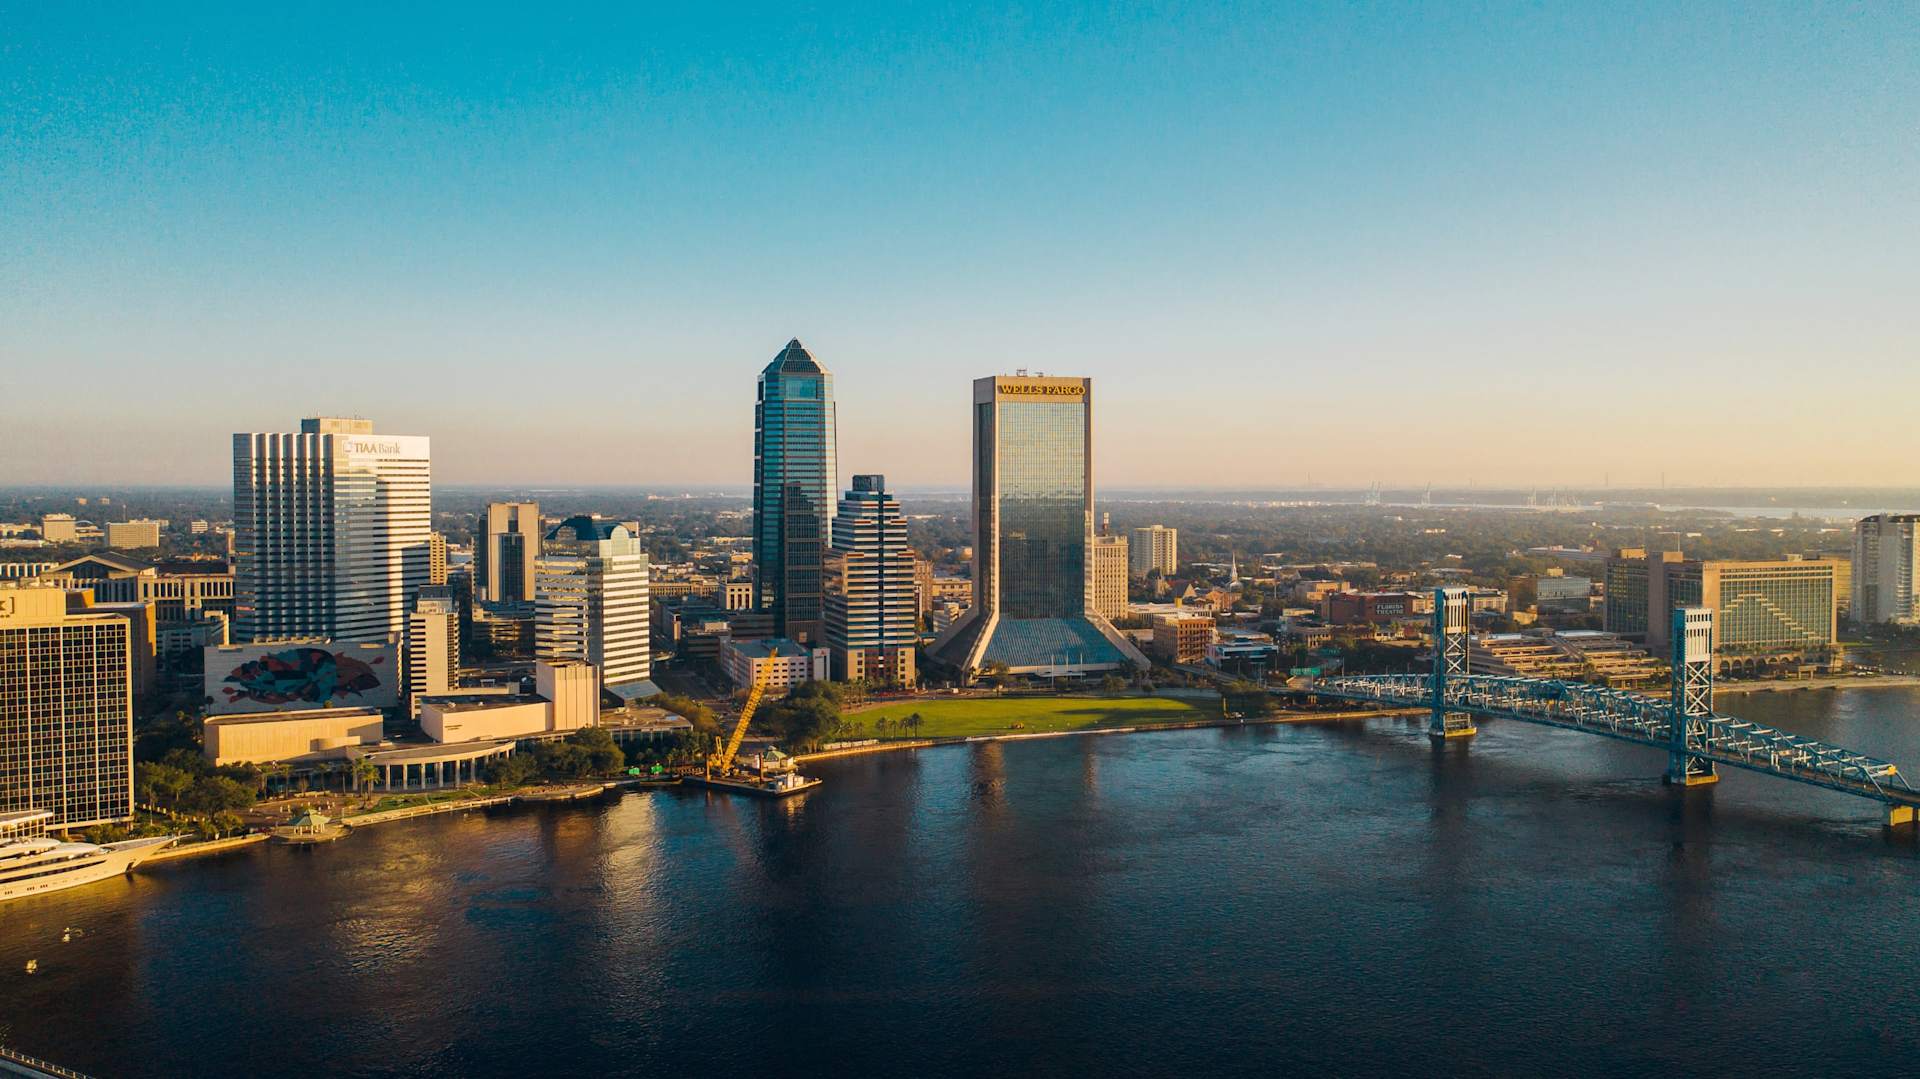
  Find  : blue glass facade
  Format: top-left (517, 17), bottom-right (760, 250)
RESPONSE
top-left (753, 339), bottom-right (837, 644)
top-left (930, 376), bottom-right (1147, 676)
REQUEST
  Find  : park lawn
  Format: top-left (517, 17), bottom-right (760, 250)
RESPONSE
top-left (848, 695), bottom-right (1220, 740)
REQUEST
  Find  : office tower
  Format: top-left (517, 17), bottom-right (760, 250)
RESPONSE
top-left (428, 532), bottom-right (448, 586)
top-left (232, 417), bottom-right (431, 643)
top-left (1091, 533), bottom-right (1130, 621)
top-left (1130, 525), bottom-right (1178, 578)
top-left (825, 475), bottom-right (918, 685)
top-left (105, 519), bottom-right (163, 549)
top-left (929, 376), bottom-right (1148, 676)
top-left (477, 502), bottom-right (540, 604)
top-left (536, 515), bottom-right (653, 700)
top-left (1852, 513), bottom-right (1920, 624)
top-left (753, 339), bottom-right (837, 645)
top-left (0, 585), bottom-right (134, 828)
top-left (405, 588), bottom-right (460, 715)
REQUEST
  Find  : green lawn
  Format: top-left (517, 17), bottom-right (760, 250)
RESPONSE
top-left (846, 695), bottom-right (1220, 740)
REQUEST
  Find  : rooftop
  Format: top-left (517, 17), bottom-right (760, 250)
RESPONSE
top-left (727, 636), bottom-right (812, 660)
top-left (205, 706), bottom-right (384, 726)
top-left (763, 338), bottom-right (828, 376)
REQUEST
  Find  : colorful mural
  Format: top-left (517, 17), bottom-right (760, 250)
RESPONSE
top-left (217, 647), bottom-right (388, 708)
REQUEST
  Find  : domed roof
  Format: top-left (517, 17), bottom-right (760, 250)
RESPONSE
top-left (545, 515), bottom-right (624, 543)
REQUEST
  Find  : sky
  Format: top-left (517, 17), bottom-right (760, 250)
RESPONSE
top-left (2, 2), bottom-right (1916, 490)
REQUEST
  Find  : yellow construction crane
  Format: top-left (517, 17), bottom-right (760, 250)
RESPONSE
top-left (707, 645), bottom-right (777, 778)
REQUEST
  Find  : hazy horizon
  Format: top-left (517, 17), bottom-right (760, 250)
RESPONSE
top-left (4, 4), bottom-right (1915, 489)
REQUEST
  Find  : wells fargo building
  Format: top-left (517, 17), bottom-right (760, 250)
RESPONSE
top-left (929, 376), bottom-right (1146, 676)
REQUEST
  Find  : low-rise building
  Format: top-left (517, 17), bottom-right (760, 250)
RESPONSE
top-left (105, 519), bottom-right (164, 549)
top-left (203, 707), bottom-right (385, 768)
top-left (1151, 614), bottom-right (1216, 665)
top-left (1325, 591), bottom-right (1424, 625)
top-left (720, 637), bottom-right (830, 692)
top-left (419, 659), bottom-right (599, 742)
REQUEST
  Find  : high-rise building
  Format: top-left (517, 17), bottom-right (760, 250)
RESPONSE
top-left (825, 475), bottom-right (918, 685)
top-left (405, 588), bottom-right (460, 715)
top-left (0, 585), bottom-right (134, 828)
top-left (477, 502), bottom-right (540, 604)
top-left (427, 531), bottom-right (448, 586)
top-left (1130, 525), bottom-right (1178, 578)
top-left (536, 516), bottom-right (653, 701)
top-left (1091, 533), bottom-right (1130, 621)
top-left (753, 339), bottom-right (837, 645)
top-left (1852, 513), bottom-right (1920, 624)
top-left (232, 417), bottom-right (431, 643)
top-left (929, 376), bottom-right (1147, 676)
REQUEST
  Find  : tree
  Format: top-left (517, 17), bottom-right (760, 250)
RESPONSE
top-left (565, 728), bottom-right (625, 775)
top-left (135, 762), bottom-right (194, 813)
top-left (351, 757), bottom-right (379, 794)
top-left (485, 753), bottom-right (540, 787)
top-left (652, 693), bottom-right (719, 734)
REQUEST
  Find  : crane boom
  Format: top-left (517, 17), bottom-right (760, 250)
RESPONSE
top-left (708, 645), bottom-right (777, 777)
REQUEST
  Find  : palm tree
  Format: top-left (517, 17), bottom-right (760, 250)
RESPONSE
top-left (350, 757), bottom-right (379, 802)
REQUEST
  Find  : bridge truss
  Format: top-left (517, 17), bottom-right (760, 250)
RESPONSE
top-left (1309, 590), bottom-right (1920, 824)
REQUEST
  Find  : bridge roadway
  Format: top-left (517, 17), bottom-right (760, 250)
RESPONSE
top-left (1305, 672), bottom-right (1920, 821)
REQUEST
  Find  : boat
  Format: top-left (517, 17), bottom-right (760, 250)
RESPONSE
top-left (0, 818), bottom-right (178, 904)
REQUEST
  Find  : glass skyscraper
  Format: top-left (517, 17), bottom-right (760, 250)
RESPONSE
top-left (753, 339), bottom-right (838, 644)
top-left (929, 376), bottom-right (1146, 677)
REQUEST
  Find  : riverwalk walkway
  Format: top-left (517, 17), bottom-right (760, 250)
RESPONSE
top-left (796, 707), bottom-right (1420, 765)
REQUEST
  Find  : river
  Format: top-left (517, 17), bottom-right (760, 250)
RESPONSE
top-left (5, 689), bottom-right (1920, 1077)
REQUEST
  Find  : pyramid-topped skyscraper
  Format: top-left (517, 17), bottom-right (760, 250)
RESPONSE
top-left (752, 339), bottom-right (838, 644)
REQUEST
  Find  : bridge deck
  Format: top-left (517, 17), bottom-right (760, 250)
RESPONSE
top-left (1309, 673), bottom-right (1920, 809)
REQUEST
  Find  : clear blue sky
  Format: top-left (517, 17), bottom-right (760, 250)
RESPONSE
top-left (3, 2), bottom-right (1915, 488)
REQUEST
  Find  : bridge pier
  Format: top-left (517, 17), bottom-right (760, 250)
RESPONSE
top-left (1665, 607), bottom-right (1718, 788)
top-left (1889, 805), bottom-right (1918, 829)
top-left (1429, 587), bottom-right (1476, 741)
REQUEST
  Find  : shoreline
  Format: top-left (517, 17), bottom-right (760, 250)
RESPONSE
top-left (797, 707), bottom-right (1421, 764)
top-left (1715, 674), bottom-right (1920, 696)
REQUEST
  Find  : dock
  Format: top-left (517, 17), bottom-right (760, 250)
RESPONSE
top-left (683, 774), bottom-right (822, 798)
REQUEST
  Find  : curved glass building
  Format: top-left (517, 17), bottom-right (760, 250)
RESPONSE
top-left (753, 339), bottom-right (838, 644)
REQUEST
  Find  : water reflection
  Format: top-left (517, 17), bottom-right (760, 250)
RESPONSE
top-left (7, 692), bottom-right (1920, 1076)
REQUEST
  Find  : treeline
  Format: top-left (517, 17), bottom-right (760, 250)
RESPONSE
top-left (482, 728), bottom-right (715, 786)
top-left (130, 749), bottom-right (266, 838)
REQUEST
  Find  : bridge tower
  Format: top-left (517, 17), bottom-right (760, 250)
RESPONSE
top-left (1429, 586), bottom-right (1476, 740)
top-left (1666, 606), bottom-right (1719, 787)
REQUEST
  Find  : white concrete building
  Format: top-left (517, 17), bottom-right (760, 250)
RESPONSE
top-left (1130, 525), bottom-right (1178, 578)
top-left (720, 636), bottom-right (830, 693)
top-left (1853, 513), bottom-right (1920, 624)
top-left (537, 516), bottom-right (653, 700)
top-left (232, 417), bottom-right (431, 643)
top-left (405, 590), bottom-right (460, 715)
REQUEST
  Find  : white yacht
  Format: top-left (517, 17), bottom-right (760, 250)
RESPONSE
top-left (0, 810), bottom-right (177, 904)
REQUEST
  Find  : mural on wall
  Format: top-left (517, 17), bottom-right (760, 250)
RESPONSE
top-left (218, 647), bottom-right (387, 707)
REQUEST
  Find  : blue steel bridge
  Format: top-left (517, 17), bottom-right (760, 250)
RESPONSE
top-left (1303, 589), bottom-right (1920, 829)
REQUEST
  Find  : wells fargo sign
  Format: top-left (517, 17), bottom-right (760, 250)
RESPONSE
top-left (997, 380), bottom-right (1085, 398)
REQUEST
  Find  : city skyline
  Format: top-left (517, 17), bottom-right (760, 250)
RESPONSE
top-left (5, 4), bottom-right (1917, 489)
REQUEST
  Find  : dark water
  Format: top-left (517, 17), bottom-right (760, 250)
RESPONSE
top-left (7, 690), bottom-right (1920, 1078)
